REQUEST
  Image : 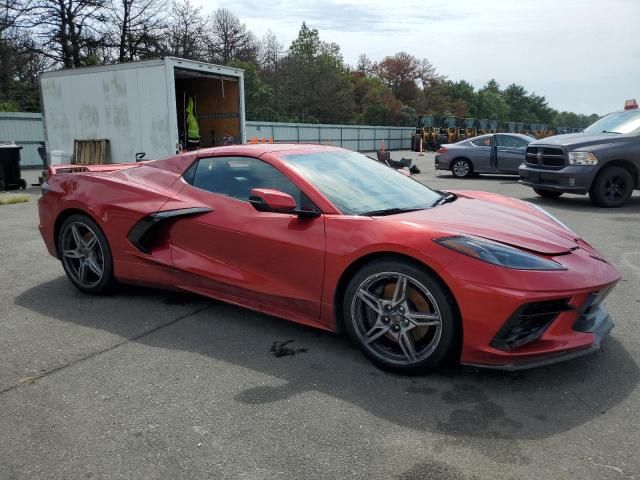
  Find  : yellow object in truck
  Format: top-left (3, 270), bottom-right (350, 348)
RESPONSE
top-left (186, 97), bottom-right (200, 142)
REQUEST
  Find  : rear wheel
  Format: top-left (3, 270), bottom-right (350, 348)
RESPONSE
top-left (533, 188), bottom-right (563, 199)
top-left (589, 166), bottom-right (634, 207)
top-left (343, 259), bottom-right (459, 373)
top-left (451, 158), bottom-right (472, 178)
top-left (57, 214), bottom-right (115, 294)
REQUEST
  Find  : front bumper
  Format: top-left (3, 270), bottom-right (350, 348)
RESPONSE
top-left (463, 303), bottom-right (614, 371)
top-left (518, 164), bottom-right (599, 195)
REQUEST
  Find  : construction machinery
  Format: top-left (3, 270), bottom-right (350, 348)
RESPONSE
top-left (411, 113), bottom-right (591, 151)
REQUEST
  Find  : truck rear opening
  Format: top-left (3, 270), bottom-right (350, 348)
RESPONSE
top-left (174, 68), bottom-right (241, 148)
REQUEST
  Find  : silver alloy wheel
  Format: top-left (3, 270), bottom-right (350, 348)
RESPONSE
top-left (61, 221), bottom-right (105, 288)
top-left (350, 272), bottom-right (443, 366)
top-left (452, 160), bottom-right (470, 177)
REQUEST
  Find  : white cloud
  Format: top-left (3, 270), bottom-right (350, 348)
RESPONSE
top-left (198, 0), bottom-right (640, 114)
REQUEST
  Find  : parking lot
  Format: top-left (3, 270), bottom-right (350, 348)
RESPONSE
top-left (1, 151), bottom-right (639, 480)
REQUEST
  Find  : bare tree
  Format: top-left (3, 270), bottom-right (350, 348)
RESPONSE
top-left (258, 29), bottom-right (282, 73)
top-left (23, 0), bottom-right (108, 68)
top-left (355, 53), bottom-right (373, 75)
top-left (109, 0), bottom-right (167, 62)
top-left (207, 8), bottom-right (256, 65)
top-left (416, 58), bottom-right (444, 89)
top-left (165, 0), bottom-right (207, 60)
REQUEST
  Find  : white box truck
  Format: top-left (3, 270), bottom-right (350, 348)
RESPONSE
top-left (39, 57), bottom-right (246, 164)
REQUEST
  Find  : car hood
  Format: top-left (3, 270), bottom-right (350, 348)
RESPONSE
top-left (382, 191), bottom-right (578, 255)
top-left (530, 132), bottom-right (631, 149)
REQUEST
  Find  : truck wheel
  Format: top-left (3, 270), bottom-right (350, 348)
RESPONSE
top-left (19, 179), bottom-right (27, 189)
top-left (533, 188), bottom-right (563, 199)
top-left (589, 166), bottom-right (634, 208)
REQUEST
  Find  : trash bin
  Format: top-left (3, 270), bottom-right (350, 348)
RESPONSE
top-left (0, 143), bottom-right (26, 191)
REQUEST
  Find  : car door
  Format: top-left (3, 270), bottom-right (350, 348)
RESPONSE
top-left (168, 155), bottom-right (326, 321)
top-left (469, 135), bottom-right (494, 172)
top-left (495, 135), bottom-right (528, 173)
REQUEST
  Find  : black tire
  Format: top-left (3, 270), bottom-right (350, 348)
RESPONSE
top-left (0, 179), bottom-right (5, 191)
top-left (57, 214), bottom-right (115, 294)
top-left (589, 166), bottom-right (634, 208)
top-left (19, 179), bottom-right (27, 189)
top-left (343, 259), bottom-right (459, 373)
top-left (451, 158), bottom-right (473, 178)
top-left (533, 188), bottom-right (563, 199)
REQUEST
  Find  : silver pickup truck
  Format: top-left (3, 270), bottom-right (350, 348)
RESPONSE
top-left (519, 108), bottom-right (640, 207)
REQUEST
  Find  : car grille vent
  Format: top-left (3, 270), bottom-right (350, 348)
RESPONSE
top-left (526, 146), bottom-right (566, 169)
top-left (491, 299), bottom-right (572, 350)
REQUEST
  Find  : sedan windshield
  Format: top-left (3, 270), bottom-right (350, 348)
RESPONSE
top-left (282, 150), bottom-right (442, 215)
top-left (583, 110), bottom-right (640, 134)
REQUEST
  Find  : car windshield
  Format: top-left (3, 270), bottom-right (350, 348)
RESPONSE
top-left (583, 110), bottom-right (640, 134)
top-left (281, 150), bottom-right (441, 215)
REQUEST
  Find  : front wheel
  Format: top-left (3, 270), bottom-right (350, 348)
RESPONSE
top-left (57, 214), bottom-right (115, 294)
top-left (343, 259), bottom-right (459, 373)
top-left (451, 158), bottom-right (473, 178)
top-left (589, 166), bottom-right (634, 208)
top-left (533, 188), bottom-right (563, 199)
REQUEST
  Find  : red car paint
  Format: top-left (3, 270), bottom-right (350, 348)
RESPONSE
top-left (38, 144), bottom-right (621, 368)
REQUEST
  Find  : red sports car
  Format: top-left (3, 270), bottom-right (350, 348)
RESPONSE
top-left (38, 144), bottom-right (621, 372)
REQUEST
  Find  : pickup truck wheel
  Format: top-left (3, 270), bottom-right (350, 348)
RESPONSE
top-left (589, 166), bottom-right (634, 208)
top-left (533, 188), bottom-right (563, 199)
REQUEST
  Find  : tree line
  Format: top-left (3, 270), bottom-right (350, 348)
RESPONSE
top-left (1, 0), bottom-right (599, 128)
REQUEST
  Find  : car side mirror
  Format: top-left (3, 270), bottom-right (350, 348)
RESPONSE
top-left (249, 188), bottom-right (320, 218)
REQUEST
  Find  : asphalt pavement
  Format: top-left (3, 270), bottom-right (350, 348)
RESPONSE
top-left (1, 152), bottom-right (638, 479)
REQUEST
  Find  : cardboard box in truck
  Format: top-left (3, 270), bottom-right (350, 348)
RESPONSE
top-left (39, 57), bottom-right (246, 164)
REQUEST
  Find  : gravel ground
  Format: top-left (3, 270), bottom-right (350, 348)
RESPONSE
top-left (0, 151), bottom-right (638, 480)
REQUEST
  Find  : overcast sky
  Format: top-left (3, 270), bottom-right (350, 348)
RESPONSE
top-left (198, 0), bottom-right (639, 115)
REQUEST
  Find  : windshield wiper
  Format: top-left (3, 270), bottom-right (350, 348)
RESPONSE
top-left (431, 191), bottom-right (458, 207)
top-left (601, 130), bottom-right (622, 134)
top-left (360, 207), bottom-right (426, 217)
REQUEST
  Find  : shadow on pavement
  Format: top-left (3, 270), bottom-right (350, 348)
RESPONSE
top-left (15, 277), bottom-right (640, 466)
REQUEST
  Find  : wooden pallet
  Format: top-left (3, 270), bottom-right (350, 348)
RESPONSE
top-left (73, 139), bottom-right (110, 165)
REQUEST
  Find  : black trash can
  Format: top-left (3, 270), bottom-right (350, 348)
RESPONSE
top-left (0, 143), bottom-right (26, 191)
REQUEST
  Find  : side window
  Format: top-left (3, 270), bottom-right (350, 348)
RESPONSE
top-left (497, 135), bottom-right (527, 148)
top-left (513, 137), bottom-right (529, 148)
top-left (186, 156), bottom-right (309, 208)
top-left (471, 136), bottom-right (491, 147)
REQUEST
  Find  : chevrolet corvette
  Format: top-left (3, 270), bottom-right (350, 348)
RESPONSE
top-left (38, 144), bottom-right (621, 372)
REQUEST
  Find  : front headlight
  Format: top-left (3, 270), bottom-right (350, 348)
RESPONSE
top-left (435, 236), bottom-right (566, 270)
top-left (568, 151), bottom-right (598, 165)
top-left (527, 203), bottom-right (575, 235)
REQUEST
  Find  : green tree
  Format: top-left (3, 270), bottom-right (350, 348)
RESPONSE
top-left (278, 23), bottom-right (353, 123)
top-left (446, 80), bottom-right (477, 117)
top-left (502, 84), bottom-right (531, 122)
top-left (476, 90), bottom-right (510, 121)
top-left (229, 59), bottom-right (274, 121)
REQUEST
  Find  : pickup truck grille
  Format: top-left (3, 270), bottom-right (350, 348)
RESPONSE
top-left (526, 146), bottom-right (566, 169)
